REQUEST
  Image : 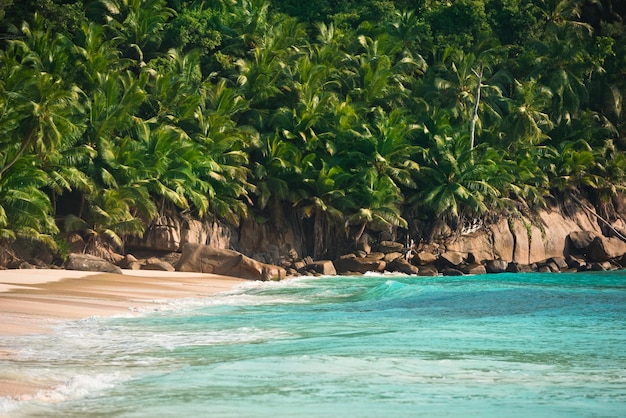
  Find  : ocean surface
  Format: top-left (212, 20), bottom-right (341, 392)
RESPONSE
top-left (2, 271), bottom-right (626, 417)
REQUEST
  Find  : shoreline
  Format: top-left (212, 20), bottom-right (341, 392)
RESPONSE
top-left (0, 268), bottom-right (246, 401)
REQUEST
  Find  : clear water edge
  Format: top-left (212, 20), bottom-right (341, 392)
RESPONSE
top-left (1, 271), bottom-right (625, 417)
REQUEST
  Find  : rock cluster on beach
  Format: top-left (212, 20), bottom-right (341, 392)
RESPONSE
top-left (290, 234), bottom-right (626, 277)
top-left (4, 229), bottom-right (625, 282)
top-left (2, 196), bottom-right (626, 280)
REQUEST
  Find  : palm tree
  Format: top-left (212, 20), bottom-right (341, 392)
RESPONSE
top-left (366, 107), bottom-right (421, 189)
top-left (502, 78), bottom-right (554, 148)
top-left (190, 80), bottom-right (256, 224)
top-left (0, 29), bottom-right (84, 179)
top-left (144, 49), bottom-right (204, 125)
top-left (0, 156), bottom-right (59, 246)
top-left (420, 46), bottom-right (507, 138)
top-left (114, 122), bottom-right (209, 216)
top-left (530, 0), bottom-right (592, 38)
top-left (410, 115), bottom-right (509, 222)
top-left (82, 70), bottom-right (147, 152)
top-left (527, 29), bottom-right (591, 125)
top-left (252, 130), bottom-right (302, 215)
top-left (98, 0), bottom-right (175, 65)
top-left (64, 185), bottom-right (156, 257)
top-left (347, 169), bottom-right (408, 243)
top-left (294, 160), bottom-right (353, 258)
top-left (386, 9), bottom-right (432, 60)
top-left (546, 139), bottom-right (599, 191)
top-left (74, 22), bottom-right (127, 90)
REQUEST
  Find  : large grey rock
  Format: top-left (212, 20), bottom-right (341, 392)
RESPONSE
top-left (135, 215), bottom-right (181, 252)
top-left (417, 265), bottom-right (439, 276)
top-left (565, 255), bottom-right (586, 270)
top-left (356, 238), bottom-right (371, 254)
top-left (308, 260), bottom-right (337, 276)
top-left (65, 253), bottom-right (122, 274)
top-left (441, 267), bottom-right (464, 276)
top-left (334, 257), bottom-right (386, 274)
top-left (439, 251), bottom-right (466, 267)
top-left (461, 263), bottom-right (487, 275)
top-left (548, 257), bottom-right (569, 271)
top-left (589, 261), bottom-right (613, 271)
top-left (384, 252), bottom-right (403, 262)
top-left (567, 231), bottom-right (598, 251)
top-left (367, 252), bottom-right (386, 260)
top-left (485, 259), bottom-right (508, 273)
top-left (142, 257), bottom-right (175, 272)
top-left (118, 254), bottom-right (139, 269)
top-left (506, 262), bottom-right (533, 273)
top-left (176, 243), bottom-right (286, 281)
top-left (415, 251), bottom-right (438, 266)
top-left (541, 261), bottom-right (560, 272)
top-left (388, 258), bottom-right (419, 275)
top-left (376, 241), bottom-right (404, 253)
top-left (446, 201), bottom-right (602, 265)
top-left (490, 218), bottom-right (515, 261)
top-left (588, 236), bottom-right (626, 261)
top-left (445, 229), bottom-right (494, 264)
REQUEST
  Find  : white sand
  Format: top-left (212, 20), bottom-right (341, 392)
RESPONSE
top-left (0, 268), bottom-right (246, 399)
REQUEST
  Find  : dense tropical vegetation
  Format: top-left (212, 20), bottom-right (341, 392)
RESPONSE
top-left (0, 0), bottom-right (624, 258)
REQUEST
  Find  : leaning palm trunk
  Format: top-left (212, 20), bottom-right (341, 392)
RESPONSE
top-left (469, 61), bottom-right (483, 151)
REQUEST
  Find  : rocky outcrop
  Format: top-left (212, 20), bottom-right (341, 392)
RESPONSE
top-left (334, 256), bottom-right (386, 274)
top-left (175, 243), bottom-right (286, 281)
top-left (65, 253), bottom-right (122, 274)
top-left (414, 251), bottom-right (438, 265)
top-left (446, 199), bottom-right (603, 265)
top-left (142, 257), bottom-right (175, 272)
top-left (128, 216), bottom-right (240, 253)
top-left (568, 231), bottom-right (598, 252)
top-left (375, 241), bottom-right (404, 253)
top-left (461, 263), bottom-right (487, 275)
top-left (439, 251), bottom-right (466, 268)
top-left (485, 260), bottom-right (508, 273)
top-left (388, 258), bottom-right (419, 275)
top-left (306, 260), bottom-right (337, 276)
top-left (587, 236), bottom-right (626, 261)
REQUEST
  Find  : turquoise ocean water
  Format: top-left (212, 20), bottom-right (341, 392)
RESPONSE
top-left (2, 271), bottom-right (626, 417)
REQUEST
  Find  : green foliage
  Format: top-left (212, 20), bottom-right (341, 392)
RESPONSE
top-left (0, 0), bottom-right (624, 255)
top-left (425, 0), bottom-right (487, 49)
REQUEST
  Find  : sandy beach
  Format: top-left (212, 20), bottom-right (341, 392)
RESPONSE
top-left (0, 268), bottom-right (245, 400)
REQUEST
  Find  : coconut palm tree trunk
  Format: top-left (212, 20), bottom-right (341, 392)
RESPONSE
top-left (0, 127), bottom-right (36, 178)
top-left (469, 61), bottom-right (483, 151)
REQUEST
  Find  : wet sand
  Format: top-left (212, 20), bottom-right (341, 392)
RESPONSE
top-left (0, 269), bottom-right (245, 400)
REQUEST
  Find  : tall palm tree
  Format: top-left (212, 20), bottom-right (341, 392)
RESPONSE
top-left (526, 27), bottom-right (591, 125)
top-left (191, 80), bottom-right (256, 224)
top-left (410, 115), bottom-right (509, 222)
top-left (530, 0), bottom-right (592, 38)
top-left (98, 0), bottom-right (175, 65)
top-left (0, 30), bottom-right (84, 179)
top-left (420, 46), bottom-right (507, 138)
top-left (64, 185), bottom-right (156, 256)
top-left (0, 156), bottom-right (59, 246)
top-left (502, 78), bottom-right (554, 148)
top-left (347, 169), bottom-right (408, 243)
top-left (74, 22), bottom-right (127, 90)
top-left (366, 107), bottom-right (421, 189)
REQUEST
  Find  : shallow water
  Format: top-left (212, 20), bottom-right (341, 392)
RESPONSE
top-left (2, 272), bottom-right (626, 417)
